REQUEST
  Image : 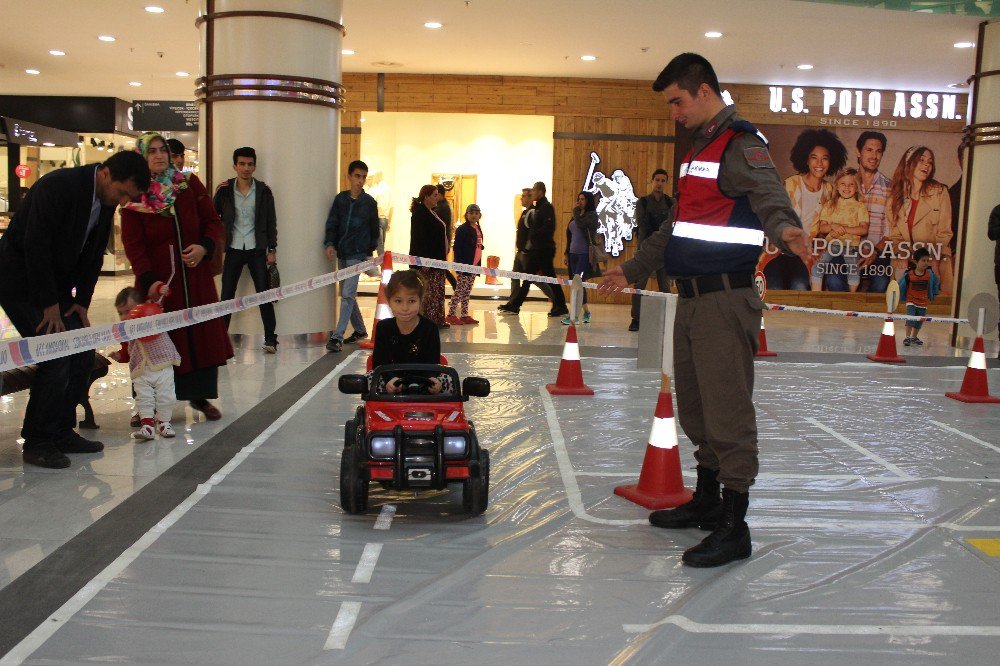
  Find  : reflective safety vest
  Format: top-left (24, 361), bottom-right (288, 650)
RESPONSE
top-left (665, 124), bottom-right (766, 277)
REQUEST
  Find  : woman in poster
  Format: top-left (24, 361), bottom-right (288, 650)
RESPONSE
top-left (886, 146), bottom-right (953, 294)
top-left (764, 129), bottom-right (847, 290)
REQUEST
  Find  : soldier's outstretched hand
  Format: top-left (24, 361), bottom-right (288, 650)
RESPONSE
top-left (781, 225), bottom-right (812, 264)
top-left (598, 267), bottom-right (629, 293)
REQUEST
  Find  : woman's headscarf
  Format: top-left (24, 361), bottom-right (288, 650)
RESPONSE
top-left (122, 132), bottom-right (190, 215)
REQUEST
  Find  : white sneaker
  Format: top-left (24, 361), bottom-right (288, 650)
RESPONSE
top-left (134, 424), bottom-right (156, 441)
top-left (157, 421), bottom-right (176, 438)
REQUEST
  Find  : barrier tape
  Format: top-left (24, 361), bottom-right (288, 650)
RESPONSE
top-left (1, 250), bottom-right (981, 373)
top-left (764, 303), bottom-right (969, 325)
top-left (0, 258), bottom-right (377, 372)
top-left (389, 252), bottom-right (974, 325)
top-left (389, 252), bottom-right (666, 298)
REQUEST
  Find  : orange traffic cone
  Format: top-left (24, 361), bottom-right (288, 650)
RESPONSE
top-left (546, 324), bottom-right (594, 395)
top-left (359, 253), bottom-right (393, 350)
top-left (867, 316), bottom-right (906, 364)
top-left (756, 317), bottom-right (777, 357)
top-left (946, 336), bottom-right (1000, 403)
top-left (615, 375), bottom-right (693, 509)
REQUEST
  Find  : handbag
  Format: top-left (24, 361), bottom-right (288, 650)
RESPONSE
top-left (588, 230), bottom-right (610, 268)
top-left (267, 261), bottom-right (280, 289)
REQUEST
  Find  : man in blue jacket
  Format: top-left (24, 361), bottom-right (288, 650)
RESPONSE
top-left (324, 160), bottom-right (379, 353)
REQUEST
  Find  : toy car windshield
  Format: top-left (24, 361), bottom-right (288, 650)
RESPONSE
top-left (369, 363), bottom-right (460, 401)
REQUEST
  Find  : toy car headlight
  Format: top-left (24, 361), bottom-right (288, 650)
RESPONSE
top-left (370, 436), bottom-right (395, 458)
top-left (443, 436), bottom-right (467, 458)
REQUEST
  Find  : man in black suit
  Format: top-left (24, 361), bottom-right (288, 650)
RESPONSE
top-left (0, 152), bottom-right (150, 469)
top-left (499, 181), bottom-right (569, 316)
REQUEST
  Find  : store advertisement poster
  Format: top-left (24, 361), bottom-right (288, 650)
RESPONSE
top-left (755, 124), bottom-right (962, 294)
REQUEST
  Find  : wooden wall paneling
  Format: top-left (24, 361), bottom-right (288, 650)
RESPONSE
top-left (339, 109), bottom-right (361, 192)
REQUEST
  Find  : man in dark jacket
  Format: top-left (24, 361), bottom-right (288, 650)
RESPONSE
top-left (0, 152), bottom-right (150, 468)
top-left (323, 159), bottom-right (379, 353)
top-left (499, 182), bottom-right (568, 316)
top-left (213, 147), bottom-right (279, 353)
top-left (629, 169), bottom-right (675, 331)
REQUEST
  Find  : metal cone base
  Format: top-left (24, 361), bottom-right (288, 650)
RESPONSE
top-left (946, 337), bottom-right (1000, 403)
top-left (546, 324), bottom-right (594, 395)
top-left (867, 317), bottom-right (905, 364)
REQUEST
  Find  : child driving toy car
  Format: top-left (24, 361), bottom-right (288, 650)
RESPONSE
top-left (369, 269), bottom-right (453, 395)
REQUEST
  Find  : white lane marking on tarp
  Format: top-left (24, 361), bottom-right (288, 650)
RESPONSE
top-left (623, 614), bottom-right (1000, 636)
top-left (374, 504), bottom-right (396, 530)
top-left (0, 351), bottom-right (363, 666)
top-left (804, 417), bottom-right (912, 480)
top-left (351, 543), bottom-right (383, 584)
top-left (324, 601), bottom-right (363, 650)
top-left (541, 387), bottom-right (645, 526)
top-left (930, 420), bottom-right (1000, 455)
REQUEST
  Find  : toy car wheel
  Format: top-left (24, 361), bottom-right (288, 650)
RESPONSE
top-left (462, 448), bottom-right (489, 515)
top-left (343, 419), bottom-right (355, 450)
top-left (339, 437), bottom-right (369, 514)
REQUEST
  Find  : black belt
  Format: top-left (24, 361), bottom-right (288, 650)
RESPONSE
top-left (674, 272), bottom-right (753, 298)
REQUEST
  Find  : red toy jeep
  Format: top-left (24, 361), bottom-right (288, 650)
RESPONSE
top-left (338, 363), bottom-right (491, 515)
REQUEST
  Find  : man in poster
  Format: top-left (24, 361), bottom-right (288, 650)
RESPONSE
top-left (855, 131), bottom-right (892, 293)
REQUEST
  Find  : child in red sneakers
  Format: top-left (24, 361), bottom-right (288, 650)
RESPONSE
top-left (111, 287), bottom-right (181, 439)
top-left (447, 204), bottom-right (484, 325)
top-left (898, 247), bottom-right (940, 346)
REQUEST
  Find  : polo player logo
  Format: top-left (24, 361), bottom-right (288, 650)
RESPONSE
top-left (581, 152), bottom-right (638, 257)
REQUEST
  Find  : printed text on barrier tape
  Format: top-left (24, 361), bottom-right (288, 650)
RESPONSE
top-left (0, 258), bottom-right (377, 372)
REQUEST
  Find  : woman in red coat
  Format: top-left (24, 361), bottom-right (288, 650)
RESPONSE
top-left (121, 132), bottom-right (233, 420)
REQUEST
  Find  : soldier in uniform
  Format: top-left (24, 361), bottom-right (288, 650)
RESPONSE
top-left (599, 53), bottom-right (810, 567)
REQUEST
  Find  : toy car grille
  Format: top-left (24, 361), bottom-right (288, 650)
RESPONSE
top-left (404, 437), bottom-right (436, 455)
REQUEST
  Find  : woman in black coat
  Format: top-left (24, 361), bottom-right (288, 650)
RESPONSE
top-left (409, 184), bottom-right (450, 327)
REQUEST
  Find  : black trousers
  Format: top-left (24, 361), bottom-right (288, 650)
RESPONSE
top-left (507, 247), bottom-right (566, 311)
top-left (0, 297), bottom-right (93, 446)
top-left (220, 248), bottom-right (276, 342)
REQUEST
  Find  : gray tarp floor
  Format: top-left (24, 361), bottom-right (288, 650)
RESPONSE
top-left (6, 350), bottom-right (1000, 665)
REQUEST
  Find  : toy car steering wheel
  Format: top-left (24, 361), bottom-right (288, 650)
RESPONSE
top-left (396, 374), bottom-right (435, 395)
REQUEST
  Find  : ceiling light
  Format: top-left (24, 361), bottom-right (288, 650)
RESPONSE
top-left (954, 41), bottom-right (975, 49)
top-left (342, 49), bottom-right (355, 55)
top-left (705, 31), bottom-right (723, 38)
top-left (580, 55), bottom-right (597, 61)
top-left (947, 82), bottom-right (967, 88)
top-left (42, 142), bottom-right (55, 147)
top-left (145, 6), bottom-right (165, 13)
top-left (25, 68), bottom-right (40, 75)
top-left (797, 64), bottom-right (813, 70)
top-left (49, 50), bottom-right (66, 56)
top-left (98, 35), bottom-right (116, 42)
top-left (424, 21), bottom-right (443, 29)
top-left (176, 71), bottom-right (189, 77)
top-left (129, 81), bottom-right (142, 86)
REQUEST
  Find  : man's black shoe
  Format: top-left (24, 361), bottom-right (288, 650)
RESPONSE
top-left (326, 337), bottom-right (342, 353)
top-left (628, 319), bottom-right (640, 332)
top-left (548, 308), bottom-right (569, 317)
top-left (23, 444), bottom-right (71, 469)
top-left (55, 432), bottom-right (104, 454)
top-left (649, 466), bottom-right (721, 530)
top-left (344, 331), bottom-right (368, 344)
top-left (498, 305), bottom-right (519, 314)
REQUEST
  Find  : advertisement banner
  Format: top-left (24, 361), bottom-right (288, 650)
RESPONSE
top-left (755, 123), bottom-right (963, 295)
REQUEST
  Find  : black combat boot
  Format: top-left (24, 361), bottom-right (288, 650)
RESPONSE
top-left (681, 487), bottom-right (751, 567)
top-left (649, 466), bottom-right (721, 530)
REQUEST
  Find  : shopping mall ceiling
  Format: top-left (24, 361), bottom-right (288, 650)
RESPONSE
top-left (0, 0), bottom-right (984, 102)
